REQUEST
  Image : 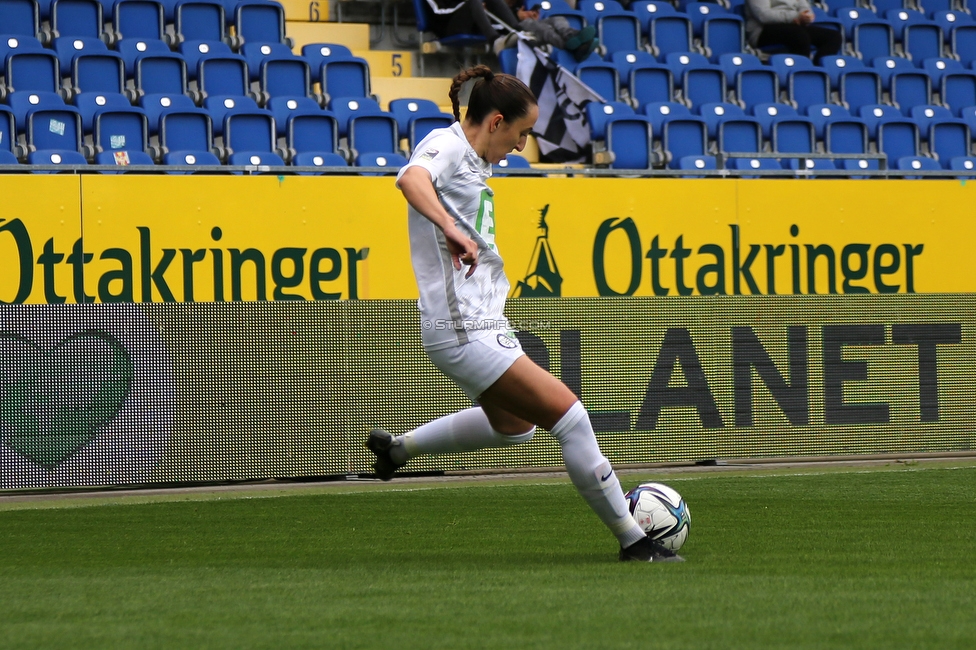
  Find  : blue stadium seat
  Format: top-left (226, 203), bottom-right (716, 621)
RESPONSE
top-left (731, 157), bottom-right (782, 175)
top-left (355, 151), bottom-right (408, 169)
top-left (896, 154), bottom-right (941, 174)
top-left (923, 1), bottom-right (962, 19)
top-left (242, 42), bottom-right (295, 82)
top-left (702, 15), bottom-right (745, 63)
top-left (858, 103), bottom-right (904, 139)
top-left (139, 92), bottom-right (197, 134)
top-left (841, 157), bottom-right (882, 176)
top-left (958, 103), bottom-right (976, 136)
top-left (662, 116), bottom-right (708, 168)
top-left (648, 14), bottom-right (693, 60)
top-left (261, 56), bottom-right (313, 101)
top-left (849, 15), bottom-right (895, 59)
top-left (586, 100), bottom-right (635, 140)
top-left (74, 91), bottom-right (130, 132)
top-left (70, 51), bottom-right (125, 95)
top-left (836, 8), bottom-right (880, 43)
top-left (291, 151), bottom-right (347, 171)
top-left (388, 97), bottom-right (452, 147)
top-left (112, 0), bottom-right (165, 42)
top-left (0, 105), bottom-right (18, 161)
top-left (159, 107), bottom-right (214, 159)
top-left (890, 69), bottom-right (932, 114)
top-left (922, 56), bottom-right (964, 86)
top-left (287, 111), bottom-right (340, 158)
top-left (630, 0), bottom-right (676, 37)
top-left (268, 96), bottom-right (323, 135)
top-left (578, 0), bottom-right (626, 26)
top-left (686, 1), bottom-right (729, 38)
top-left (756, 112), bottom-right (804, 154)
top-left (235, 0), bottom-right (287, 46)
top-left (197, 53), bottom-right (250, 100)
top-left (50, 0), bottom-right (104, 40)
top-left (28, 149), bottom-right (87, 167)
top-left (52, 35), bottom-right (107, 71)
top-left (321, 57), bottom-right (372, 103)
top-left (950, 23), bottom-right (976, 65)
top-left (348, 111), bottom-right (399, 159)
top-left (173, 0), bottom-right (226, 45)
top-left (899, 17), bottom-right (945, 64)
top-left (178, 39), bottom-right (234, 77)
top-left (301, 42), bottom-right (354, 84)
top-left (719, 53), bottom-right (777, 110)
top-left (699, 101), bottom-right (745, 139)
top-left (768, 53), bottom-right (816, 88)
top-left (0, 36), bottom-right (45, 70)
top-left (665, 52), bottom-right (726, 110)
top-left (605, 115), bottom-right (654, 169)
top-left (825, 117), bottom-right (869, 154)
top-left (928, 118), bottom-right (970, 166)
top-left (789, 69), bottom-right (832, 112)
top-left (162, 149), bottom-right (222, 169)
top-left (872, 0), bottom-right (909, 14)
top-left (575, 60), bottom-right (619, 101)
top-left (786, 157), bottom-right (837, 174)
top-left (838, 68), bottom-right (882, 111)
top-left (643, 100), bottom-right (691, 138)
top-left (805, 103), bottom-right (852, 141)
top-left (948, 155), bottom-right (976, 174)
top-left (4, 50), bottom-right (60, 95)
top-left (597, 13), bottom-right (642, 58)
top-left (223, 110), bottom-right (278, 157)
top-left (329, 96), bottom-right (384, 138)
top-left (6, 90), bottom-right (64, 131)
top-left (878, 117), bottom-right (921, 161)
top-left (772, 116), bottom-right (816, 154)
top-left (227, 151), bottom-right (285, 167)
top-left (93, 149), bottom-right (154, 167)
top-left (610, 50), bottom-right (657, 81)
top-left (940, 71), bottom-right (976, 115)
top-left (678, 154), bottom-right (717, 176)
top-left (870, 54), bottom-right (914, 90)
top-left (820, 55), bottom-right (866, 89)
top-left (0, 0), bottom-right (40, 39)
top-left (627, 63), bottom-right (674, 109)
top-left (932, 10), bottom-right (973, 36)
top-left (910, 103), bottom-right (955, 137)
top-left (93, 106), bottom-right (149, 157)
top-left (115, 38), bottom-right (171, 77)
top-left (26, 103), bottom-right (83, 154)
top-left (716, 116), bottom-right (762, 155)
top-left (493, 153), bottom-right (532, 174)
top-left (203, 95), bottom-right (262, 135)
top-left (134, 52), bottom-right (189, 97)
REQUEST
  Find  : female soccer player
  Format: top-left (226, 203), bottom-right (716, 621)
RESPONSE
top-left (366, 66), bottom-right (682, 563)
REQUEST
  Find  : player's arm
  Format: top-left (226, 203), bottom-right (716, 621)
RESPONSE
top-left (397, 165), bottom-right (479, 277)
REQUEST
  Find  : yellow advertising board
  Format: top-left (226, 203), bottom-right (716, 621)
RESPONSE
top-left (1, 176), bottom-right (975, 304)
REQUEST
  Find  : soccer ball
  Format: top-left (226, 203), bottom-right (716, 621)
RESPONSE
top-left (624, 482), bottom-right (691, 551)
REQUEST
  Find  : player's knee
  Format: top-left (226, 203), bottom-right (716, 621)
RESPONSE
top-left (492, 426), bottom-right (535, 446)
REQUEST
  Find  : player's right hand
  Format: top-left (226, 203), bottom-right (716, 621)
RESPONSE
top-left (443, 221), bottom-right (479, 278)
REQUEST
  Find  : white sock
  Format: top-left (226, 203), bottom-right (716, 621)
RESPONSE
top-left (390, 407), bottom-right (535, 463)
top-left (550, 401), bottom-right (646, 548)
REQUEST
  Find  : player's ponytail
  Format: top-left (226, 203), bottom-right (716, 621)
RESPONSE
top-left (449, 65), bottom-right (536, 126)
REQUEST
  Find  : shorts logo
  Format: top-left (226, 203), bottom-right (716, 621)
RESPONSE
top-left (419, 148), bottom-right (439, 161)
top-left (496, 333), bottom-right (518, 349)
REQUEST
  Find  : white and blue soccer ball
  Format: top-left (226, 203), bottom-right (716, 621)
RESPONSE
top-left (624, 482), bottom-right (691, 551)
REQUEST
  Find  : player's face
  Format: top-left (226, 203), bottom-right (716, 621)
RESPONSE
top-left (485, 105), bottom-right (539, 165)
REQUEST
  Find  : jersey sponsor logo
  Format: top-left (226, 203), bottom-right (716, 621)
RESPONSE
top-left (496, 332), bottom-right (519, 349)
top-left (419, 148), bottom-right (439, 161)
top-left (474, 190), bottom-right (496, 251)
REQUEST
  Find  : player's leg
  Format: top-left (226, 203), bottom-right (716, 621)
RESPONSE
top-left (477, 357), bottom-right (682, 561)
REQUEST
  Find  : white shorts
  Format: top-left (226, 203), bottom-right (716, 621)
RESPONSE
top-left (426, 330), bottom-right (525, 400)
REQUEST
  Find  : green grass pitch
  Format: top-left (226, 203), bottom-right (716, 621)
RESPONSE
top-left (1, 463), bottom-right (974, 649)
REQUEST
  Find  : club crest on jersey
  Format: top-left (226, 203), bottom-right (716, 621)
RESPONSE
top-left (496, 332), bottom-right (519, 349)
top-left (419, 148), bottom-right (439, 161)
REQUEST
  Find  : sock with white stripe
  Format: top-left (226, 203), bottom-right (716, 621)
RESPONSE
top-left (550, 401), bottom-right (646, 548)
top-left (390, 407), bottom-right (535, 464)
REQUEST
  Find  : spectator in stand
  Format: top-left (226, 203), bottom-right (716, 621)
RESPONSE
top-left (500, 0), bottom-right (599, 60)
top-left (745, 0), bottom-right (842, 64)
top-left (425, 0), bottom-right (525, 53)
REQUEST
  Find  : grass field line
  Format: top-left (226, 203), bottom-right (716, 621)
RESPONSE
top-left (2, 458), bottom-right (974, 513)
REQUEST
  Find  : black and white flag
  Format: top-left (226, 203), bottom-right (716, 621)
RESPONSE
top-left (515, 40), bottom-right (605, 163)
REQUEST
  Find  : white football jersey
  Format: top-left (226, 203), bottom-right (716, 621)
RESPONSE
top-left (396, 122), bottom-right (511, 351)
